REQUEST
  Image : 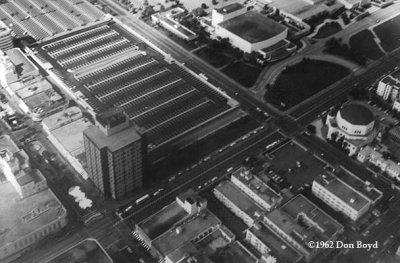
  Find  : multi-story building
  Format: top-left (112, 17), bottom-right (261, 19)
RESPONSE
top-left (263, 194), bottom-right (344, 262)
top-left (246, 221), bottom-right (303, 263)
top-left (0, 135), bottom-right (67, 261)
top-left (83, 110), bottom-right (143, 199)
top-left (231, 167), bottom-right (283, 211)
top-left (376, 71), bottom-right (400, 101)
top-left (213, 180), bottom-right (264, 226)
top-left (312, 173), bottom-right (382, 221)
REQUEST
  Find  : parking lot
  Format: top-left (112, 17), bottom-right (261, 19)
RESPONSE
top-left (37, 22), bottom-right (235, 148)
top-left (268, 140), bottom-right (326, 190)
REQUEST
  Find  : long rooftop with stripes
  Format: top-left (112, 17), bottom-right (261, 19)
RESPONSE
top-left (32, 21), bottom-right (240, 150)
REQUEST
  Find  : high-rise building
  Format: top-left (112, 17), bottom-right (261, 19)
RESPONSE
top-left (83, 110), bottom-right (144, 199)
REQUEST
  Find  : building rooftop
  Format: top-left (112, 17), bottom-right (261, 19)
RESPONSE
top-left (11, 78), bottom-right (52, 97)
top-left (339, 103), bottom-right (374, 126)
top-left (152, 210), bottom-right (221, 257)
top-left (0, 181), bottom-right (66, 248)
top-left (218, 11), bottom-right (287, 43)
top-left (249, 222), bottom-right (303, 263)
top-left (0, 135), bottom-right (19, 154)
top-left (16, 169), bottom-right (44, 186)
top-left (138, 201), bottom-right (188, 241)
top-left (84, 124), bottom-right (141, 152)
top-left (232, 167), bottom-right (282, 209)
top-left (42, 107), bottom-right (83, 131)
top-left (166, 242), bottom-right (213, 263)
top-left (381, 75), bottom-right (400, 87)
top-left (268, 0), bottom-right (332, 20)
top-left (46, 238), bottom-right (113, 263)
top-left (335, 170), bottom-right (382, 203)
top-left (52, 118), bottom-right (92, 157)
top-left (6, 48), bottom-right (38, 80)
top-left (222, 241), bottom-right (258, 263)
top-left (266, 195), bottom-right (343, 250)
top-left (314, 174), bottom-right (370, 212)
top-left (215, 3), bottom-right (244, 14)
top-left (214, 180), bottom-right (263, 219)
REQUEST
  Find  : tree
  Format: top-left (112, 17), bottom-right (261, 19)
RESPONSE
top-left (143, 0), bottom-right (149, 6)
top-left (212, 0), bottom-right (218, 5)
top-left (201, 3), bottom-right (208, 9)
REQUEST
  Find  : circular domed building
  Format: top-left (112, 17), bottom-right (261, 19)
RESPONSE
top-left (336, 103), bottom-right (375, 137)
top-left (326, 103), bottom-right (376, 155)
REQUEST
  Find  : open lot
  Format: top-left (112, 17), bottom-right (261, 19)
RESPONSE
top-left (222, 62), bottom-right (262, 88)
top-left (268, 140), bottom-right (326, 190)
top-left (265, 59), bottom-right (349, 110)
top-left (373, 14), bottom-right (400, 52)
top-left (349, 29), bottom-right (385, 60)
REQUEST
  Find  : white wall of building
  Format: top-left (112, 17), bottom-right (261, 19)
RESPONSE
top-left (214, 26), bottom-right (288, 53)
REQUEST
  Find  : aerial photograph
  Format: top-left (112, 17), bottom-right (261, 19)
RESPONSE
top-left (0, 0), bottom-right (400, 262)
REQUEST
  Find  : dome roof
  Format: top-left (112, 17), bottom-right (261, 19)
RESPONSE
top-left (339, 103), bottom-right (374, 126)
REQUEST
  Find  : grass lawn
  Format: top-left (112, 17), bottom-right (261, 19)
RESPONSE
top-left (349, 29), bottom-right (385, 60)
top-left (373, 14), bottom-right (400, 52)
top-left (194, 47), bottom-right (234, 68)
top-left (314, 22), bottom-right (342, 39)
top-left (265, 59), bottom-right (350, 110)
top-left (222, 61), bottom-right (262, 88)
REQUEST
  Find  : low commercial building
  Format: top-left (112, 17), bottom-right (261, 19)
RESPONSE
top-left (312, 173), bottom-right (382, 221)
top-left (212, 6), bottom-right (288, 53)
top-left (7, 77), bottom-right (67, 121)
top-left (0, 48), bottom-right (39, 87)
top-left (43, 107), bottom-right (91, 179)
top-left (0, 48), bottom-right (67, 120)
top-left (135, 189), bottom-right (232, 262)
top-left (151, 7), bottom-right (198, 41)
top-left (246, 221), bottom-right (303, 263)
top-left (231, 167), bottom-right (283, 211)
top-left (263, 194), bottom-right (344, 262)
top-left (0, 135), bottom-right (67, 261)
top-left (213, 180), bottom-right (263, 226)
